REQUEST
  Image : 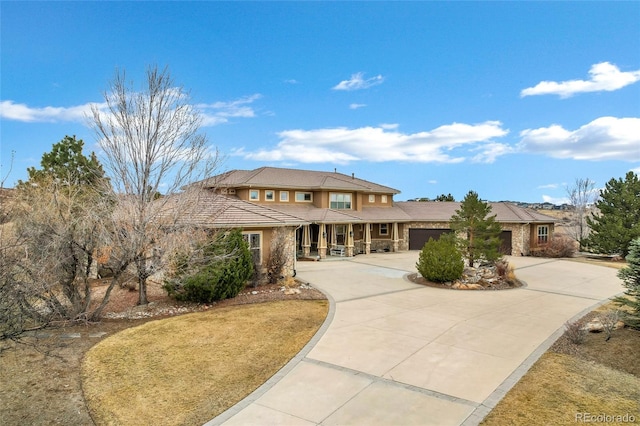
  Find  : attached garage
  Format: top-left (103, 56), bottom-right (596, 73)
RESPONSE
top-left (409, 228), bottom-right (451, 250)
top-left (499, 230), bottom-right (512, 255)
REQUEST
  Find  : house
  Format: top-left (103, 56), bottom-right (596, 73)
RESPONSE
top-left (186, 167), bottom-right (558, 275)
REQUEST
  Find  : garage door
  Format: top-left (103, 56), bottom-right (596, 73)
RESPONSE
top-left (500, 231), bottom-right (512, 255)
top-left (409, 229), bottom-right (451, 250)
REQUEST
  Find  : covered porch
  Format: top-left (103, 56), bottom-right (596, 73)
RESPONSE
top-left (296, 222), bottom-right (405, 259)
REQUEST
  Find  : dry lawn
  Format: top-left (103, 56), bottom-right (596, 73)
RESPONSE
top-left (482, 303), bottom-right (640, 426)
top-left (568, 256), bottom-right (628, 270)
top-left (483, 352), bottom-right (640, 425)
top-left (82, 300), bottom-right (328, 426)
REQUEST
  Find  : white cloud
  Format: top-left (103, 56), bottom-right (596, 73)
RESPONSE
top-left (470, 142), bottom-right (514, 163)
top-left (380, 123), bottom-right (399, 130)
top-left (519, 117), bottom-right (640, 162)
top-left (521, 62), bottom-right (640, 98)
top-left (332, 72), bottom-right (384, 91)
top-left (284, 79), bottom-right (299, 84)
top-left (537, 183), bottom-right (559, 189)
top-left (197, 94), bottom-right (262, 126)
top-left (349, 103), bottom-right (367, 110)
top-left (1, 93), bottom-right (261, 127)
top-left (428, 180), bottom-right (438, 184)
top-left (239, 121), bottom-right (509, 165)
top-left (0, 100), bottom-right (101, 122)
top-left (631, 166), bottom-right (640, 174)
top-left (542, 195), bottom-right (570, 205)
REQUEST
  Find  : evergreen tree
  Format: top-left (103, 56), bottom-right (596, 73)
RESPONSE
top-left (20, 135), bottom-right (106, 187)
top-left (416, 234), bottom-right (463, 282)
top-left (586, 172), bottom-right (640, 256)
top-left (435, 193), bottom-right (455, 202)
top-left (615, 238), bottom-right (640, 329)
top-left (164, 229), bottom-right (253, 303)
top-left (450, 191), bottom-right (502, 266)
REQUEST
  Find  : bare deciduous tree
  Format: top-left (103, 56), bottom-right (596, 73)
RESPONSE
top-left (1, 170), bottom-right (116, 342)
top-left (90, 65), bottom-right (220, 305)
top-left (565, 178), bottom-right (598, 251)
top-left (1, 137), bottom-right (124, 342)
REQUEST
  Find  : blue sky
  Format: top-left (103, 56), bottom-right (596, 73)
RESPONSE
top-left (1, 2), bottom-right (639, 203)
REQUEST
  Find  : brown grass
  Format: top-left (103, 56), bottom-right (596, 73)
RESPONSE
top-left (567, 256), bottom-right (627, 270)
top-left (482, 352), bottom-right (640, 425)
top-left (482, 303), bottom-right (640, 426)
top-left (81, 300), bottom-right (328, 426)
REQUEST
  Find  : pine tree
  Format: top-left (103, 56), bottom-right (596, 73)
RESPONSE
top-left (450, 191), bottom-right (502, 267)
top-left (586, 172), bottom-right (640, 256)
top-left (20, 135), bottom-right (106, 187)
top-left (615, 238), bottom-right (640, 329)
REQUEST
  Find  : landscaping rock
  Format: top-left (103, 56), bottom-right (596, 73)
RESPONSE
top-left (583, 318), bottom-right (604, 333)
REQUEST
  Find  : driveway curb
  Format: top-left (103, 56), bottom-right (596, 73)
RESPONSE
top-left (205, 286), bottom-right (337, 426)
top-left (460, 294), bottom-right (622, 426)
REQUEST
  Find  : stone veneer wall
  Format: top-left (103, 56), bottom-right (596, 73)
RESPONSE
top-left (498, 223), bottom-right (527, 256)
top-left (271, 226), bottom-right (297, 276)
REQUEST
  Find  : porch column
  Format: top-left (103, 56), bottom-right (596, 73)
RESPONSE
top-left (392, 222), bottom-right (399, 252)
top-left (346, 223), bottom-right (354, 257)
top-left (364, 223), bottom-right (371, 254)
top-left (302, 225), bottom-right (311, 257)
top-left (318, 223), bottom-right (327, 259)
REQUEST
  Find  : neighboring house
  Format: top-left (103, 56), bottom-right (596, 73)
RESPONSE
top-left (186, 167), bottom-right (557, 276)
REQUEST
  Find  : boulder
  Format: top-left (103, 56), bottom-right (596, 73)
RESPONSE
top-left (583, 318), bottom-right (604, 333)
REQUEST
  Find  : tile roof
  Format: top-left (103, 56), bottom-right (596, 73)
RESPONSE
top-left (163, 191), bottom-right (307, 228)
top-left (198, 166), bottom-right (400, 194)
top-left (395, 201), bottom-right (558, 223)
top-left (267, 204), bottom-right (412, 223)
top-left (167, 193), bottom-right (556, 228)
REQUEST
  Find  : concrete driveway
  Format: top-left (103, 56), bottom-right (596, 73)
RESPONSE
top-left (208, 253), bottom-right (624, 426)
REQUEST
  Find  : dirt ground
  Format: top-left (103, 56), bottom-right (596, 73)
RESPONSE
top-left (0, 280), bottom-right (325, 426)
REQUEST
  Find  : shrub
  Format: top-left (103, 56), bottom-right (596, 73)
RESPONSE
top-left (495, 258), bottom-right (509, 276)
top-left (164, 229), bottom-right (253, 303)
top-left (266, 228), bottom-right (290, 285)
top-left (416, 234), bottom-right (464, 283)
top-left (600, 310), bottom-right (620, 341)
top-left (564, 320), bottom-right (587, 345)
top-left (495, 258), bottom-right (518, 286)
top-left (531, 233), bottom-right (577, 258)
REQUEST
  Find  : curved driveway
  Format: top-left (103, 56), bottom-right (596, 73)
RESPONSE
top-left (209, 253), bottom-right (624, 426)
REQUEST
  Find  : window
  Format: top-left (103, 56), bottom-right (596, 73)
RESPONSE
top-left (249, 190), bottom-right (259, 201)
top-left (265, 190), bottom-right (275, 201)
top-left (295, 192), bottom-right (312, 202)
top-left (380, 223), bottom-right (389, 235)
top-left (381, 195), bottom-right (388, 203)
top-left (369, 194), bottom-right (375, 203)
top-left (537, 225), bottom-right (549, 244)
top-left (330, 193), bottom-right (352, 209)
top-left (280, 191), bottom-right (289, 202)
top-left (243, 232), bottom-right (262, 265)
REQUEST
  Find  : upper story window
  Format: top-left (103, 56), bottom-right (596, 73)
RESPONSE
top-left (381, 195), bottom-right (388, 203)
top-left (330, 193), bottom-right (352, 209)
top-left (368, 194), bottom-right (375, 203)
top-left (295, 192), bottom-right (313, 202)
top-left (265, 190), bottom-right (275, 201)
top-left (280, 191), bottom-right (289, 202)
top-left (537, 225), bottom-right (549, 244)
top-left (249, 190), bottom-right (259, 201)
